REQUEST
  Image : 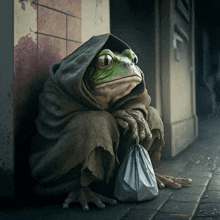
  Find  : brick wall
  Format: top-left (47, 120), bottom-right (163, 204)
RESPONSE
top-left (37, 0), bottom-right (82, 81)
top-left (13, 0), bottom-right (81, 200)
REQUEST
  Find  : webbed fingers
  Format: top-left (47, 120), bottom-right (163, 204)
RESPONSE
top-left (95, 192), bottom-right (117, 205)
top-left (156, 177), bottom-right (165, 188)
top-left (89, 194), bottom-right (106, 209)
top-left (78, 188), bottom-right (90, 211)
top-left (156, 174), bottom-right (182, 189)
top-left (165, 176), bottom-right (192, 185)
top-left (144, 122), bottom-right (152, 140)
top-left (126, 110), bottom-right (152, 142)
top-left (115, 118), bottom-right (129, 130)
top-left (62, 191), bottom-right (77, 208)
top-left (84, 188), bottom-right (105, 209)
top-left (113, 110), bottom-right (138, 140)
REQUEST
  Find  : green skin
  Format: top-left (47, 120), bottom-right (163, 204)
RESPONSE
top-left (86, 49), bottom-right (142, 88)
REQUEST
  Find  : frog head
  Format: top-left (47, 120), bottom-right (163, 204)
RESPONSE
top-left (84, 48), bottom-right (143, 109)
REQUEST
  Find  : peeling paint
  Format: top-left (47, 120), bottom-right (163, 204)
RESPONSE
top-left (14, 34), bottom-right (38, 135)
top-left (19, 0), bottom-right (25, 11)
top-left (19, 0), bottom-right (37, 11)
top-left (14, 0), bottom-right (37, 46)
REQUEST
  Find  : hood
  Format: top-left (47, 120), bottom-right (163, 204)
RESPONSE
top-left (49, 33), bottom-right (132, 108)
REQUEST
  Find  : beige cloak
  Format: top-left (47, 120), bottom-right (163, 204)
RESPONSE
top-left (29, 33), bottom-right (165, 196)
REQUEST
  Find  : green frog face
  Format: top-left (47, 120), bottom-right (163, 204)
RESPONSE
top-left (85, 49), bottom-right (143, 109)
top-left (86, 49), bottom-right (142, 87)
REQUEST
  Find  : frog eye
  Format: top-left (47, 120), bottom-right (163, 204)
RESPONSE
top-left (98, 54), bottom-right (113, 68)
top-left (132, 55), bottom-right (138, 64)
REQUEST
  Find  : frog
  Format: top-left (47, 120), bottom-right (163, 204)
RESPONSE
top-left (61, 48), bottom-right (192, 211)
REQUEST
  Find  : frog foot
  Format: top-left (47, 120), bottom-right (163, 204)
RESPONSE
top-left (155, 173), bottom-right (192, 189)
top-left (62, 187), bottom-right (117, 211)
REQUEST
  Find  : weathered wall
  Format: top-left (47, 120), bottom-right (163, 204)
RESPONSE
top-left (81, 0), bottom-right (110, 43)
top-left (9, 0), bottom-right (109, 200)
top-left (160, 0), bottom-right (198, 158)
top-left (12, 0), bottom-right (82, 200)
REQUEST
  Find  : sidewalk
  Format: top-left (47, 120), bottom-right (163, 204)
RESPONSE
top-left (1, 116), bottom-right (220, 220)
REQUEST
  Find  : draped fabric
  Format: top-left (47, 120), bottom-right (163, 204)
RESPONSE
top-left (30, 33), bottom-right (165, 195)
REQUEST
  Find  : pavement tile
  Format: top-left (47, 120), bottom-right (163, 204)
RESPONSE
top-left (159, 201), bottom-right (198, 216)
top-left (188, 177), bottom-right (210, 186)
top-left (171, 186), bottom-right (206, 195)
top-left (0, 204), bottom-right (135, 220)
top-left (132, 190), bottom-right (172, 211)
top-left (182, 171), bottom-right (213, 178)
top-left (163, 162), bottom-right (188, 171)
top-left (195, 209), bottom-right (220, 217)
top-left (153, 212), bottom-right (191, 219)
top-left (154, 169), bottom-right (181, 176)
top-left (209, 180), bottom-right (220, 187)
top-left (185, 164), bottom-right (213, 172)
top-left (193, 217), bottom-right (219, 220)
top-left (201, 197), bottom-right (220, 203)
top-left (120, 209), bottom-right (157, 220)
top-left (158, 188), bottom-right (174, 197)
top-left (198, 203), bottom-right (220, 211)
top-left (207, 185), bottom-right (220, 191)
top-left (203, 190), bottom-right (220, 198)
top-left (212, 175), bottom-right (220, 180)
top-left (168, 193), bottom-right (201, 203)
top-left (154, 160), bottom-right (171, 168)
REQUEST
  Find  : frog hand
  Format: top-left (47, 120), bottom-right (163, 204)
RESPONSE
top-left (62, 187), bottom-right (117, 210)
top-left (112, 109), bottom-right (152, 144)
top-left (155, 173), bottom-right (192, 189)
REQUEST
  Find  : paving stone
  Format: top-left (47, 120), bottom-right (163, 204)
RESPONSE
top-left (168, 193), bottom-right (201, 203)
top-left (153, 212), bottom-right (191, 219)
top-left (182, 171), bottom-right (213, 178)
top-left (154, 160), bottom-right (171, 169)
top-left (159, 201), bottom-right (198, 216)
top-left (164, 162), bottom-right (189, 171)
top-left (212, 175), bottom-right (220, 180)
top-left (195, 209), bottom-right (220, 217)
top-left (198, 203), bottom-right (220, 211)
top-left (171, 186), bottom-right (206, 195)
top-left (193, 217), bottom-right (219, 220)
top-left (184, 164), bottom-right (212, 172)
top-left (132, 191), bottom-right (172, 211)
top-left (154, 169), bottom-right (181, 177)
top-left (207, 185), bottom-right (220, 191)
top-left (203, 190), bottom-right (220, 198)
top-left (0, 203), bottom-right (135, 220)
top-left (188, 177), bottom-right (210, 186)
top-left (209, 180), bottom-right (220, 187)
top-left (120, 209), bottom-right (157, 220)
top-left (158, 188), bottom-right (174, 198)
top-left (201, 197), bottom-right (220, 203)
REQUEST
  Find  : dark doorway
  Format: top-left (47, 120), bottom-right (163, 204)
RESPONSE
top-left (195, 0), bottom-right (220, 118)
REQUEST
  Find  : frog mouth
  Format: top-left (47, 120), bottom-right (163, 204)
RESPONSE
top-left (95, 73), bottom-right (142, 88)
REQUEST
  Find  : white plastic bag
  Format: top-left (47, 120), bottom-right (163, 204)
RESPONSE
top-left (114, 144), bottom-right (159, 202)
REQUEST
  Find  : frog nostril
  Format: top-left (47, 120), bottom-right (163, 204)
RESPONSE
top-left (122, 62), bottom-right (131, 68)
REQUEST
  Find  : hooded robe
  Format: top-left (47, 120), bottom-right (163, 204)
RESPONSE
top-left (30, 33), bottom-right (165, 196)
